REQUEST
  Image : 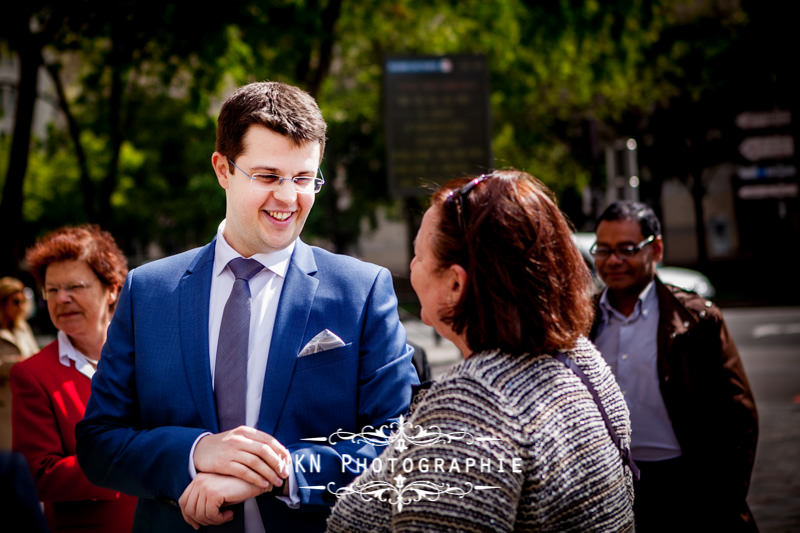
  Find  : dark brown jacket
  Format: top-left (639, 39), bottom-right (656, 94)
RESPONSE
top-left (591, 277), bottom-right (758, 531)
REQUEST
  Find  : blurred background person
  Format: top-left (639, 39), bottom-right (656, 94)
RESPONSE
top-left (0, 276), bottom-right (39, 449)
top-left (0, 277), bottom-right (38, 359)
top-left (0, 450), bottom-right (49, 532)
top-left (10, 225), bottom-right (136, 533)
top-left (328, 171), bottom-right (635, 532)
top-left (589, 201), bottom-right (758, 532)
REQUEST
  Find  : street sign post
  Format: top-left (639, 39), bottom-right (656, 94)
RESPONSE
top-left (734, 109), bottom-right (797, 201)
top-left (735, 110), bottom-right (792, 130)
top-left (738, 135), bottom-right (794, 161)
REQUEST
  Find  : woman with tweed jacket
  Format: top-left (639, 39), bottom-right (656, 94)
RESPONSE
top-left (328, 171), bottom-right (635, 532)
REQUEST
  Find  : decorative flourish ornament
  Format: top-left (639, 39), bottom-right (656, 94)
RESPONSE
top-left (329, 478), bottom-right (499, 511)
top-left (302, 415), bottom-right (499, 452)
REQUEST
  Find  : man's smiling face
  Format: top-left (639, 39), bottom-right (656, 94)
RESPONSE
top-left (594, 218), bottom-right (662, 295)
top-left (213, 124), bottom-right (321, 257)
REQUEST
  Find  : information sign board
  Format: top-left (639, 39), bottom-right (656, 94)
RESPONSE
top-left (384, 55), bottom-right (491, 196)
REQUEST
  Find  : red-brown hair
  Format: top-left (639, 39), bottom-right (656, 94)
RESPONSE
top-left (429, 170), bottom-right (593, 355)
top-left (25, 225), bottom-right (128, 307)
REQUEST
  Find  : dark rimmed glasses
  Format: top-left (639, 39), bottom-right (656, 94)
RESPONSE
top-left (228, 159), bottom-right (325, 193)
top-left (446, 174), bottom-right (491, 231)
top-left (590, 234), bottom-right (655, 259)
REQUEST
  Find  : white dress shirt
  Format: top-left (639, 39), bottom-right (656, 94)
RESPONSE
top-left (57, 330), bottom-right (98, 379)
top-left (191, 220), bottom-right (299, 533)
top-left (208, 221), bottom-right (293, 429)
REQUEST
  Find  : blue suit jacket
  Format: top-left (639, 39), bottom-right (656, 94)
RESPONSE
top-left (76, 239), bottom-right (418, 532)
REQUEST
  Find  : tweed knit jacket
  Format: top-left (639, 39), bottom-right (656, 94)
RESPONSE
top-left (327, 337), bottom-right (634, 532)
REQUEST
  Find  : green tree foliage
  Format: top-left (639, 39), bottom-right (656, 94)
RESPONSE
top-left (1, 0), bottom-right (779, 272)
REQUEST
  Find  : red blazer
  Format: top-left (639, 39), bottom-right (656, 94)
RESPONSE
top-left (10, 341), bottom-right (136, 533)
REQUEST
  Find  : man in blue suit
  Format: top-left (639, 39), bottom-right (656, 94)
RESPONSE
top-left (76, 81), bottom-right (418, 532)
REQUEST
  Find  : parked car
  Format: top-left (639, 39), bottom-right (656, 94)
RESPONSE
top-left (572, 232), bottom-right (716, 298)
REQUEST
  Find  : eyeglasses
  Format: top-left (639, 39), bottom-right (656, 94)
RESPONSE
top-left (446, 174), bottom-right (490, 231)
top-left (228, 159), bottom-right (325, 193)
top-left (43, 281), bottom-right (93, 300)
top-left (590, 234), bottom-right (656, 259)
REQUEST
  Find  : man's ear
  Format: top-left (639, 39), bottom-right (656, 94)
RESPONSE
top-left (211, 152), bottom-right (231, 190)
top-left (652, 235), bottom-right (664, 264)
top-left (448, 263), bottom-right (468, 304)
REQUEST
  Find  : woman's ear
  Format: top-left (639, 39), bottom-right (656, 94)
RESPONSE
top-left (447, 263), bottom-right (468, 304)
top-left (107, 285), bottom-right (120, 306)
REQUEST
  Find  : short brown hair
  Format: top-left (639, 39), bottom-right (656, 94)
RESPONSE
top-left (428, 170), bottom-right (593, 355)
top-left (215, 81), bottom-right (327, 168)
top-left (25, 225), bottom-right (128, 297)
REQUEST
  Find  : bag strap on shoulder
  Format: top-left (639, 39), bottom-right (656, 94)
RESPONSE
top-left (553, 352), bottom-right (640, 480)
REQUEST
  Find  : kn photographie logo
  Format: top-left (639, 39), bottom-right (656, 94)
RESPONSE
top-left (296, 415), bottom-right (523, 510)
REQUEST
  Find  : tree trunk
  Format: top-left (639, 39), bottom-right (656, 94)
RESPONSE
top-left (0, 41), bottom-right (41, 275)
top-left (306, 0), bottom-right (343, 98)
top-left (690, 169), bottom-right (708, 269)
top-left (97, 30), bottom-right (125, 228)
top-left (45, 62), bottom-right (96, 221)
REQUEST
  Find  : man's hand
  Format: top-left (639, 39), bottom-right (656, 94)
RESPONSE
top-left (179, 473), bottom-right (266, 529)
top-left (194, 426), bottom-right (291, 489)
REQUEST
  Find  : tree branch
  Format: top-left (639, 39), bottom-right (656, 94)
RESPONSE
top-left (44, 61), bottom-right (96, 221)
top-left (306, 0), bottom-right (342, 98)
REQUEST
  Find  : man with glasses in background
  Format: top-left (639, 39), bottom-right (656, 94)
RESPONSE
top-left (77, 81), bottom-right (418, 532)
top-left (588, 200), bottom-right (758, 532)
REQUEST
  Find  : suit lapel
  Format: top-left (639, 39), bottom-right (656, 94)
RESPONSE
top-left (656, 279), bottom-right (692, 350)
top-left (655, 277), bottom-right (694, 383)
top-left (257, 241), bottom-right (319, 434)
top-left (179, 240), bottom-right (219, 432)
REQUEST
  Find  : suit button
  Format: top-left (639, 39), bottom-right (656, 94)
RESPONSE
top-left (664, 375), bottom-right (670, 382)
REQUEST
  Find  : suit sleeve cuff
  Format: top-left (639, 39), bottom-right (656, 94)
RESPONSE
top-left (275, 466), bottom-right (300, 508)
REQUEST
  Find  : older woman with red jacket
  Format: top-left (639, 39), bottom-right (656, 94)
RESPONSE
top-left (11, 225), bottom-right (136, 533)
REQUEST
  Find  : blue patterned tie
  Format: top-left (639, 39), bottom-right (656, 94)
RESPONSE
top-left (215, 257), bottom-right (263, 431)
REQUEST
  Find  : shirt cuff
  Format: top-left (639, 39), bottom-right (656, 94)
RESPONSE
top-left (188, 432), bottom-right (212, 479)
top-left (275, 464), bottom-right (300, 508)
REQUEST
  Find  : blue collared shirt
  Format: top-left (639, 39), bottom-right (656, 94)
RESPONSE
top-left (594, 281), bottom-right (682, 461)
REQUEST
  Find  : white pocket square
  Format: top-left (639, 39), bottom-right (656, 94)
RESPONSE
top-left (298, 329), bottom-right (346, 357)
